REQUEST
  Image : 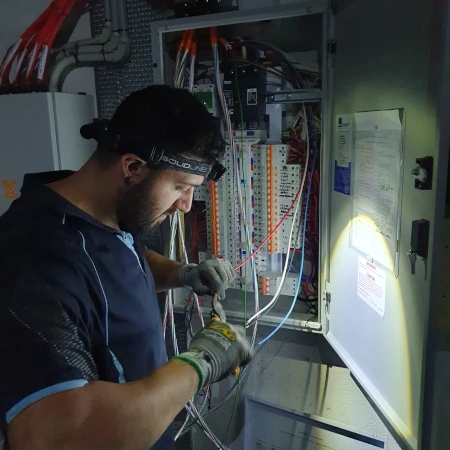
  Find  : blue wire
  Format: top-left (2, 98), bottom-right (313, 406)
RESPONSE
top-left (259, 105), bottom-right (317, 345)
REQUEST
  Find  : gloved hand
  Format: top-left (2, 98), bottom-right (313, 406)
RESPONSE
top-left (174, 320), bottom-right (253, 391)
top-left (178, 258), bottom-right (236, 300)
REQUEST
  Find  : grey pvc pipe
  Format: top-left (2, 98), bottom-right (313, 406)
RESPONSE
top-left (116, 0), bottom-right (128, 30)
top-left (63, 0), bottom-right (113, 50)
top-left (104, 0), bottom-right (112, 22)
top-left (49, 0), bottom-right (130, 92)
top-left (110, 0), bottom-right (119, 31)
top-left (49, 34), bottom-right (130, 92)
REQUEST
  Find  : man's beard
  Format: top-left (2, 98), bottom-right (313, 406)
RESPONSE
top-left (117, 175), bottom-right (163, 237)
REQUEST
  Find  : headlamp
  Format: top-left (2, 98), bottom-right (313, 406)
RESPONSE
top-left (81, 120), bottom-right (227, 183)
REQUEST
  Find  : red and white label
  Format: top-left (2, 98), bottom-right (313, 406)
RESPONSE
top-left (357, 257), bottom-right (386, 317)
top-left (0, 39), bottom-right (22, 77)
top-left (36, 45), bottom-right (49, 81)
top-left (15, 48), bottom-right (28, 79)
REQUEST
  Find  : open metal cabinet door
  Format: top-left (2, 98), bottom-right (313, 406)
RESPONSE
top-left (325, 1), bottom-right (447, 449)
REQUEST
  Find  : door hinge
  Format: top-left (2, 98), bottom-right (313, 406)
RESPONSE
top-left (328, 39), bottom-right (337, 55)
top-left (324, 281), bottom-right (332, 314)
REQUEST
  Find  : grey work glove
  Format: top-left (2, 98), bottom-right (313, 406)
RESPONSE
top-left (178, 258), bottom-right (236, 300)
top-left (174, 320), bottom-right (253, 391)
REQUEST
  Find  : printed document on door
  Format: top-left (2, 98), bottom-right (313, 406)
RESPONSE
top-left (351, 109), bottom-right (403, 273)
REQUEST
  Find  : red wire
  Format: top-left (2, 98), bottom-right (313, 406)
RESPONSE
top-left (33, 0), bottom-right (83, 83)
top-left (235, 180), bottom-right (303, 271)
top-left (14, 1), bottom-right (65, 83)
top-left (0, 3), bottom-right (55, 85)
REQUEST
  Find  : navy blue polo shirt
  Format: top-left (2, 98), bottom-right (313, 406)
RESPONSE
top-left (0, 172), bottom-right (173, 449)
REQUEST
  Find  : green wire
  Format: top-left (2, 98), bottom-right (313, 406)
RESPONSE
top-left (220, 372), bottom-right (241, 447)
top-left (220, 65), bottom-right (248, 448)
top-left (235, 65), bottom-right (248, 326)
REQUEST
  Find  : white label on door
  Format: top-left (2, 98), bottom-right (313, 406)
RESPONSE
top-left (357, 257), bottom-right (386, 317)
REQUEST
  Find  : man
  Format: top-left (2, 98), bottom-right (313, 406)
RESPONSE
top-left (0, 85), bottom-right (252, 450)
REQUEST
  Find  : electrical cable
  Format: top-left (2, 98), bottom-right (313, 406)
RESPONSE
top-left (245, 106), bottom-right (310, 329)
top-left (169, 211), bottom-right (227, 448)
top-left (169, 32), bottom-right (319, 443)
top-left (169, 212), bottom-right (229, 448)
top-left (211, 31), bottom-right (259, 347)
top-left (230, 40), bottom-right (302, 89)
top-left (34, 0), bottom-right (84, 84)
top-left (182, 46), bottom-right (305, 440)
top-left (171, 34), bottom-right (259, 446)
top-left (235, 181), bottom-right (303, 271)
top-left (231, 58), bottom-right (293, 84)
top-left (259, 104), bottom-right (317, 345)
top-left (0, 4), bottom-right (53, 85)
top-left (188, 40), bottom-right (197, 93)
top-left (15, 0), bottom-right (71, 84)
top-left (170, 37), bottom-right (230, 448)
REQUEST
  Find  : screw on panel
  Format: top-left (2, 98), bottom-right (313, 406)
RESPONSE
top-left (307, 7), bottom-right (312, 13)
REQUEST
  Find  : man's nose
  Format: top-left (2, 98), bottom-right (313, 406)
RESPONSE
top-left (175, 187), bottom-right (194, 213)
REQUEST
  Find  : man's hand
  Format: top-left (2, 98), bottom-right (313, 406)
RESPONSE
top-left (178, 258), bottom-right (236, 300)
top-left (174, 320), bottom-right (252, 390)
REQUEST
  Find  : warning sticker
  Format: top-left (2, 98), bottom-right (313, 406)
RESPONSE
top-left (357, 257), bottom-right (386, 317)
top-left (3, 180), bottom-right (18, 199)
top-left (247, 88), bottom-right (257, 105)
top-left (224, 90), bottom-right (233, 107)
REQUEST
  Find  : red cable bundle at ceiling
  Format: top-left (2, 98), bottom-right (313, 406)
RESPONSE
top-left (0, 0), bottom-right (87, 93)
top-left (0, 4), bottom-right (54, 86)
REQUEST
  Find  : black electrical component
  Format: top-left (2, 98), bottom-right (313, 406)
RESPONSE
top-left (412, 156), bottom-right (434, 190)
top-left (172, 0), bottom-right (234, 17)
top-left (222, 65), bottom-right (267, 129)
top-left (411, 219), bottom-right (430, 260)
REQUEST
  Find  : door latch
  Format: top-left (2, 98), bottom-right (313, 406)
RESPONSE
top-left (408, 219), bottom-right (430, 277)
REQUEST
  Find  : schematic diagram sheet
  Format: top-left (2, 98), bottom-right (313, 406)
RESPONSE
top-left (351, 109), bottom-right (403, 273)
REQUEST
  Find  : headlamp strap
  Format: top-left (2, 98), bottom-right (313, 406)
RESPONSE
top-left (149, 147), bottom-right (213, 178)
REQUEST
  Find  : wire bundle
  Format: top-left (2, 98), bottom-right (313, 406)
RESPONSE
top-left (174, 30), bottom-right (196, 91)
top-left (284, 111), bottom-right (320, 301)
top-left (0, 0), bottom-right (87, 93)
top-left (166, 30), bottom-right (321, 446)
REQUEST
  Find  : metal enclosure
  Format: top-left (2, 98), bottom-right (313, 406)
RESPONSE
top-left (328, 1), bottom-right (448, 449)
top-left (150, 1), bottom-right (450, 449)
top-left (152, 0), bottom-right (331, 333)
top-left (0, 93), bottom-right (96, 216)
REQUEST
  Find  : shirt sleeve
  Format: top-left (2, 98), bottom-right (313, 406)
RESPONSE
top-left (0, 250), bottom-right (99, 426)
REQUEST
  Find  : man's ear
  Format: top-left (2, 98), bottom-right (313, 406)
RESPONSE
top-left (121, 154), bottom-right (148, 183)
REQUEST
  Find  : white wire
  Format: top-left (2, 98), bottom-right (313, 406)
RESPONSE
top-left (176, 49), bottom-right (189, 88)
top-left (213, 42), bottom-right (279, 339)
top-left (171, 40), bottom-right (312, 446)
top-left (173, 47), bottom-right (259, 447)
top-left (168, 211), bottom-right (229, 448)
top-left (246, 103), bottom-right (310, 327)
top-left (163, 215), bottom-right (179, 338)
top-left (212, 43), bottom-right (260, 346)
top-left (189, 54), bottom-right (196, 93)
top-left (170, 45), bottom-right (231, 448)
top-left (174, 210), bottom-right (209, 440)
top-left (167, 40), bottom-right (310, 446)
top-left (174, 52), bottom-right (181, 87)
